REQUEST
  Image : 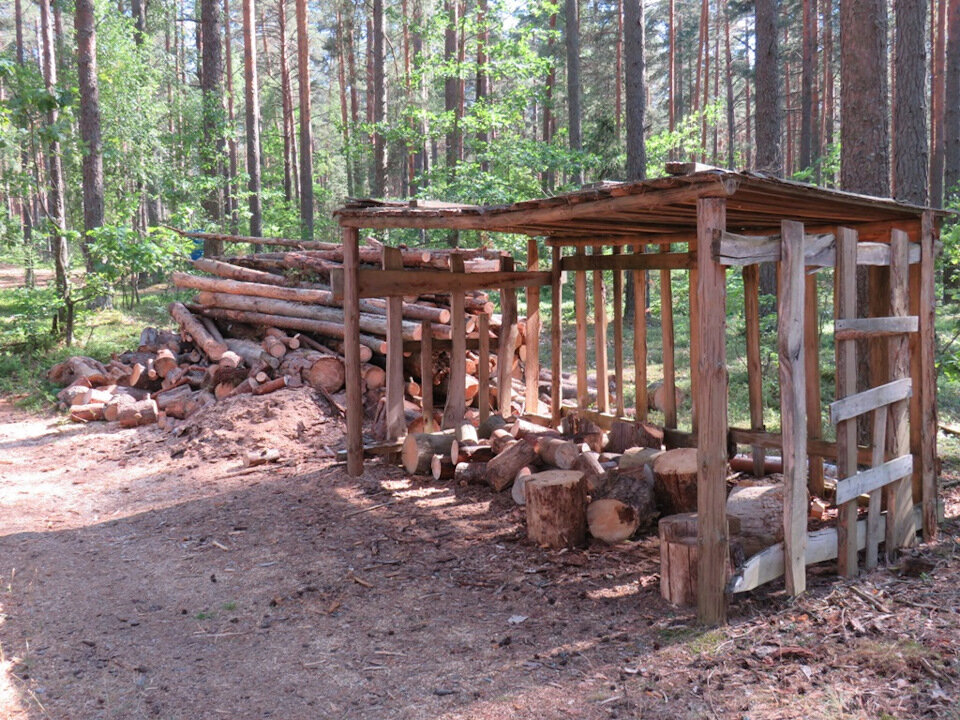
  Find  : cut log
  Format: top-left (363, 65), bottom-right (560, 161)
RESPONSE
top-left (652, 448), bottom-right (700, 515)
top-left (192, 257), bottom-right (291, 286)
top-left (138, 327), bottom-right (182, 353)
top-left (252, 377), bottom-right (288, 395)
top-left (104, 394), bottom-right (136, 422)
top-left (726, 482), bottom-right (787, 556)
top-left (485, 439), bottom-right (538, 492)
top-left (155, 383), bottom-right (194, 411)
top-left (588, 499), bottom-right (640, 544)
top-left (169, 302), bottom-right (229, 361)
top-left (117, 398), bottom-right (159, 428)
top-left (224, 338), bottom-right (279, 370)
top-left (456, 422), bottom-right (479, 445)
top-left (535, 436), bottom-right (579, 470)
top-left (454, 443), bottom-right (495, 464)
top-left (659, 513), bottom-right (740, 606)
top-left (478, 413), bottom-right (508, 439)
top-left (302, 356), bottom-right (346, 393)
top-left (648, 381), bottom-right (684, 413)
top-left (359, 362), bottom-right (384, 390)
top-left (593, 467), bottom-right (658, 534)
top-left (454, 462), bottom-right (488, 485)
top-left (70, 403), bottom-right (106, 422)
top-left (607, 419), bottom-right (664, 453)
top-left (401, 430), bottom-right (457, 475)
top-left (511, 465), bottom-right (536, 505)
top-left (430, 454), bottom-right (456, 480)
top-left (262, 334), bottom-right (287, 359)
top-left (618, 446), bottom-right (663, 472)
top-left (244, 448), bottom-right (281, 467)
top-left (525, 470), bottom-right (588, 549)
top-left (153, 348), bottom-right (178, 377)
top-left (58, 384), bottom-right (93, 406)
top-left (575, 451), bottom-right (606, 493)
top-left (490, 427), bottom-right (516, 454)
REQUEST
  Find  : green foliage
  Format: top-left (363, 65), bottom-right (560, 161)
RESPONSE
top-left (0, 285), bottom-right (64, 352)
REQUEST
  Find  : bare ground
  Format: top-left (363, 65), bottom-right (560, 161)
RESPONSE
top-left (0, 388), bottom-right (958, 720)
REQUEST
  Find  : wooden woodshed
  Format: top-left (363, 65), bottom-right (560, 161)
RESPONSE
top-left (332, 167), bottom-right (941, 625)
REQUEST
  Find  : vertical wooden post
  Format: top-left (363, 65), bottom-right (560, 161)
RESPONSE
top-left (551, 245), bottom-right (563, 426)
top-left (804, 272), bottom-right (824, 496)
top-left (593, 246), bottom-right (610, 412)
top-left (835, 227), bottom-right (859, 577)
top-left (477, 313), bottom-right (490, 425)
top-left (660, 245), bottom-right (677, 428)
top-left (383, 246), bottom-right (405, 441)
top-left (498, 256), bottom-right (518, 417)
top-left (778, 220), bottom-right (808, 596)
top-left (689, 263), bottom-right (700, 433)
top-left (695, 197), bottom-right (728, 626)
top-left (575, 248), bottom-right (588, 410)
top-left (866, 405), bottom-right (887, 569)
top-left (342, 226), bottom-right (364, 476)
top-left (886, 229), bottom-right (916, 554)
top-left (525, 237), bottom-right (541, 414)
top-left (612, 246), bottom-right (625, 416)
top-left (742, 264), bottom-right (766, 477)
top-left (919, 213), bottom-right (938, 540)
top-left (443, 252), bottom-right (467, 430)
top-left (633, 243), bottom-right (648, 421)
top-left (421, 320), bottom-right (435, 432)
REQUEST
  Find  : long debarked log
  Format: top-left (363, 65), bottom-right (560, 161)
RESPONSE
top-left (169, 302), bottom-right (229, 362)
top-left (192, 257), bottom-right (291, 286)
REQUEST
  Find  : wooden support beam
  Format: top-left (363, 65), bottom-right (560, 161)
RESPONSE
top-left (865, 405), bottom-right (887, 568)
top-left (593, 246), bottom-right (610, 413)
top-left (805, 272), bottom-right (824, 497)
top-left (828, 378), bottom-right (913, 425)
top-left (695, 197), bottom-right (729, 626)
top-left (478, 313), bottom-right (490, 425)
top-left (886, 229), bottom-right (916, 555)
top-left (560, 251), bottom-right (693, 272)
top-left (443, 253), bottom-right (467, 430)
top-left (499, 257), bottom-right (519, 417)
top-left (402, 336), bottom-right (498, 353)
top-left (742, 264), bottom-right (766, 477)
top-left (575, 249), bottom-right (588, 410)
top-left (551, 245), bottom-right (563, 426)
top-left (715, 231), bottom-right (922, 267)
top-left (919, 213), bottom-right (939, 540)
top-left (689, 262), bottom-right (700, 433)
top-left (633, 244), bottom-right (648, 421)
top-left (729, 426), bottom-right (875, 465)
top-left (835, 227), bottom-right (859, 577)
top-left (333, 268), bottom-right (552, 299)
top-left (421, 321), bottom-right (435, 432)
top-left (834, 316), bottom-right (919, 340)
top-left (778, 220), bottom-right (808, 596)
top-left (526, 238), bottom-right (541, 414)
top-left (837, 453), bottom-right (914, 506)
top-left (612, 247), bottom-right (625, 417)
top-left (660, 245), bottom-right (677, 428)
top-left (342, 227), bottom-right (364, 477)
top-left (383, 247), bottom-right (406, 442)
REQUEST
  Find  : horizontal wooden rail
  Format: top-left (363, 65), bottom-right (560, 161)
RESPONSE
top-left (835, 454), bottom-right (914, 505)
top-left (559, 251), bottom-right (693, 272)
top-left (729, 427), bottom-right (875, 465)
top-left (715, 231), bottom-right (922, 267)
top-left (829, 377), bottom-right (913, 424)
top-left (402, 336), bottom-right (499, 352)
top-left (833, 316), bottom-right (919, 340)
top-left (331, 268), bottom-right (552, 300)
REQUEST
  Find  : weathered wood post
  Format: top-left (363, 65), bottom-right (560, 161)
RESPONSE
top-left (919, 212), bottom-right (938, 540)
top-left (551, 244), bottom-right (563, 426)
top-left (498, 256), bottom-right (518, 417)
top-left (443, 253), bottom-right (467, 430)
top-left (384, 246), bottom-right (405, 441)
top-left (835, 227), bottom-right (859, 576)
top-left (593, 245), bottom-right (609, 412)
top-left (632, 243), bottom-right (648, 421)
top-left (342, 226), bottom-right (364, 476)
top-left (526, 238), bottom-right (541, 414)
top-left (575, 248), bottom-right (588, 409)
top-left (695, 197), bottom-right (729, 625)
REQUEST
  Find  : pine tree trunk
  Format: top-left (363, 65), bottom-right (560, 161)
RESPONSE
top-left (476, 0), bottom-right (490, 172)
top-left (14, 0), bottom-right (34, 287)
top-left (624, 0), bottom-right (646, 181)
top-left (76, 0), bottom-right (104, 264)
top-left (542, 13), bottom-right (557, 192)
top-left (724, 2), bottom-right (734, 169)
top-left (223, 0), bottom-right (239, 234)
top-left (372, 0), bottom-right (387, 196)
top-left (800, 0), bottom-right (814, 170)
top-left (444, 0), bottom-right (459, 172)
top-left (295, 0), bottom-right (314, 239)
top-left (242, 0), bottom-right (263, 239)
top-left (930, 0), bottom-right (947, 207)
top-left (943, 0), bottom-right (960, 200)
top-left (200, 0), bottom-right (225, 251)
top-left (565, 0), bottom-right (583, 185)
top-left (755, 0), bottom-right (782, 175)
top-left (278, 0), bottom-right (296, 203)
top-left (131, 0), bottom-right (146, 44)
top-left (893, 0), bottom-right (928, 205)
top-left (615, 0), bottom-right (623, 140)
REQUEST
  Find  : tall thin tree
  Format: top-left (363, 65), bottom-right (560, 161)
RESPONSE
top-left (200, 0), bottom-right (226, 254)
top-left (624, 0), bottom-right (646, 181)
top-left (565, 0), bottom-right (583, 184)
top-left (754, 0), bottom-right (782, 175)
top-left (242, 0), bottom-right (263, 239)
top-left (76, 0), bottom-right (104, 270)
top-left (15, 0), bottom-right (34, 287)
top-left (295, 0), bottom-right (314, 239)
top-left (930, 0), bottom-right (947, 206)
top-left (372, 0), bottom-right (387, 196)
top-left (799, 0), bottom-right (814, 170)
top-left (893, 0), bottom-right (928, 205)
top-left (943, 0), bottom-right (960, 201)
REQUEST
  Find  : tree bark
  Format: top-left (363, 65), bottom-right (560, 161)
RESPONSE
top-left (76, 0), bottom-right (104, 268)
top-left (242, 0), bottom-right (264, 237)
top-left (930, 0), bottom-right (947, 207)
top-left (372, 0), bottom-right (387, 196)
top-left (565, 0), bottom-right (583, 185)
top-left (444, 0), bottom-right (459, 173)
top-left (893, 0), bottom-right (928, 205)
top-left (295, 0), bottom-right (314, 239)
top-left (944, 0), bottom-right (960, 201)
top-left (754, 0), bottom-right (782, 175)
top-left (200, 0), bottom-right (226, 250)
top-left (799, 0), bottom-right (814, 170)
top-left (624, 0), bottom-right (646, 181)
top-left (278, 0), bottom-right (296, 203)
top-left (223, 0), bottom-right (239, 233)
top-left (14, 0), bottom-right (34, 288)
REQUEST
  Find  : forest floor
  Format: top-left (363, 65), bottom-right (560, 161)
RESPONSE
top-left (0, 387), bottom-right (958, 720)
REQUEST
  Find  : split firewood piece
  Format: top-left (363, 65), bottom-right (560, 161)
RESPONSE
top-left (659, 514), bottom-right (739, 606)
top-left (155, 383), bottom-right (194, 412)
top-left (454, 443), bottom-right (495, 464)
top-left (456, 422), bottom-right (479, 445)
top-left (70, 403), bottom-right (106, 422)
top-left (511, 465), bottom-right (536, 506)
top-left (58, 384), bottom-right (93, 406)
top-left (454, 462), bottom-right (488, 485)
top-left (652, 448), bottom-right (699, 515)
top-left (534, 436), bottom-right (579, 470)
top-left (153, 348), bottom-right (178, 378)
top-left (485, 440), bottom-right (538, 492)
top-left (575, 451), bottom-right (606, 493)
top-left (401, 430), bottom-right (457, 475)
top-left (244, 448), bottom-right (281, 467)
top-left (430, 454), bottom-right (456, 481)
top-left (489, 427), bottom-right (516, 454)
top-left (104, 394), bottom-right (136, 422)
top-left (587, 499), bottom-right (640, 544)
top-left (726, 482), bottom-right (787, 556)
top-left (117, 398), bottom-right (159, 428)
top-left (218, 351), bottom-right (243, 370)
top-left (525, 470), bottom-right (588, 549)
top-left (591, 467), bottom-right (658, 537)
top-left (607, 419), bottom-right (664, 453)
top-left (618, 446), bottom-right (663, 473)
top-left (169, 301), bottom-right (228, 361)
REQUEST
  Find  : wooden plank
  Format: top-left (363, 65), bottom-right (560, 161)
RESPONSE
top-left (342, 227), bottom-right (364, 477)
top-left (421, 321), bottom-right (435, 432)
top-left (805, 272), bottom-right (824, 497)
top-left (633, 244), bottom-right (648, 421)
top-left (695, 197), bottom-right (729, 626)
top-left (352, 268), bottom-right (552, 298)
top-left (689, 261), bottom-right (700, 433)
top-left (834, 316), bottom-right (919, 340)
top-left (498, 256), bottom-right (519, 417)
top-left (526, 238), bottom-right (541, 414)
top-left (612, 247), bottom-right (625, 416)
top-left (828, 377), bottom-right (913, 424)
top-left (660, 245), bottom-right (677, 428)
top-left (919, 213), bottom-right (939, 540)
top-left (575, 249), bottom-right (589, 410)
top-left (729, 427), bottom-right (875, 465)
top-left (443, 253), bottom-right (467, 430)
top-left (478, 313), bottom-right (490, 424)
top-left (835, 226), bottom-right (859, 576)
top-left (778, 220), bottom-right (808, 596)
top-left (551, 245), bottom-right (563, 426)
top-left (402, 336), bottom-right (498, 353)
top-left (559, 251), bottom-right (693, 272)
top-left (742, 264), bottom-right (766, 477)
top-left (714, 231), bottom-right (921, 267)
top-left (383, 247), bottom-right (406, 442)
top-left (886, 229), bottom-right (916, 555)
top-left (836, 453), bottom-right (914, 506)
top-left (546, 232), bottom-right (696, 249)
top-left (593, 246), bottom-right (610, 413)
top-left (865, 405), bottom-right (887, 568)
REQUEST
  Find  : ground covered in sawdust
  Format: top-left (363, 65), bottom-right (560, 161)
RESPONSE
top-left (0, 388), bottom-right (958, 720)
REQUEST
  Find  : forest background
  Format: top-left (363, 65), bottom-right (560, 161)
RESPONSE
top-left (0, 0), bottom-right (959, 432)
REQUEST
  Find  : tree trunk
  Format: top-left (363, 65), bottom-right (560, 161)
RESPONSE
top-left (476, 0), bottom-right (490, 172)
top-left (525, 470), bottom-right (588, 548)
top-left (943, 0), bottom-right (960, 201)
top-left (14, 0), bottom-right (34, 288)
top-left (200, 0), bottom-right (226, 250)
top-left (335, 4), bottom-right (353, 196)
top-left (295, 0), bottom-right (314, 239)
top-left (754, 0), bottom-right (782, 175)
top-left (624, 0), bottom-right (647, 181)
top-left (542, 13), bottom-right (557, 191)
top-left (893, 0), bottom-right (928, 205)
top-left (223, 0), bottom-right (239, 234)
top-left (131, 0), bottom-right (147, 44)
top-left (278, 0), bottom-right (296, 203)
top-left (372, 0), bottom-right (387, 196)
top-left (444, 0), bottom-right (459, 173)
top-left (242, 0), bottom-right (264, 238)
top-left (724, 3), bottom-right (734, 169)
top-left (615, 0), bottom-right (623, 140)
top-left (565, 0), bottom-right (583, 185)
top-left (930, 0), bottom-right (947, 207)
top-left (800, 0), bottom-right (814, 170)
top-left (75, 0), bottom-right (104, 269)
